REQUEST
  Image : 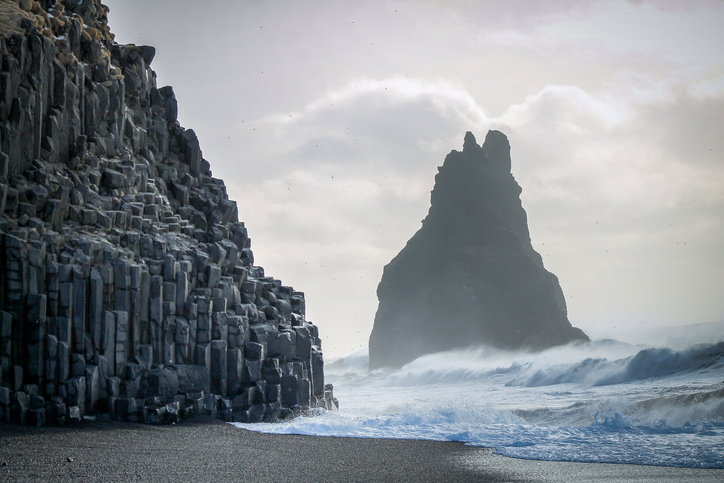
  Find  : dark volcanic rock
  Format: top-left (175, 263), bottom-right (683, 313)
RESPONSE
top-left (368, 131), bottom-right (588, 369)
top-left (0, 0), bottom-right (335, 426)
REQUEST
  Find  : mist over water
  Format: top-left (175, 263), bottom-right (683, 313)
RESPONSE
top-left (234, 323), bottom-right (724, 468)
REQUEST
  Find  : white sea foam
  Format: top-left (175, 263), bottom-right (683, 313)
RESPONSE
top-left (507, 340), bottom-right (724, 387)
top-left (232, 337), bottom-right (724, 469)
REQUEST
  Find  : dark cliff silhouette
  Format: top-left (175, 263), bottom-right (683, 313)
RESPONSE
top-left (369, 131), bottom-right (589, 369)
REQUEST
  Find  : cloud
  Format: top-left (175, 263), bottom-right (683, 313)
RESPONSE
top-left (217, 74), bottom-right (724, 354)
top-left (244, 77), bottom-right (487, 173)
top-left (222, 77), bottom-right (490, 252)
top-left (495, 84), bottom-right (724, 211)
top-left (540, 0), bottom-right (724, 66)
top-left (104, 0), bottom-right (724, 355)
top-left (490, 83), bottom-right (724, 334)
top-left (220, 77), bottom-right (489, 355)
top-left (480, 0), bottom-right (724, 68)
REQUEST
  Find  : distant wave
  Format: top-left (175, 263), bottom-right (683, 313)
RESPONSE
top-left (327, 348), bottom-right (370, 373)
top-left (379, 346), bottom-right (526, 387)
top-left (333, 339), bottom-right (724, 388)
top-left (507, 341), bottom-right (724, 387)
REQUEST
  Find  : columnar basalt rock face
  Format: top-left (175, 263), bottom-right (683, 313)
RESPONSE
top-left (369, 131), bottom-right (589, 369)
top-left (0, 0), bottom-right (336, 426)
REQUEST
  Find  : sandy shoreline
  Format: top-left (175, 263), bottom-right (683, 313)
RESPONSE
top-left (1, 416), bottom-right (722, 482)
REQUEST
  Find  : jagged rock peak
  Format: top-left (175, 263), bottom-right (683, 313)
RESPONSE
top-left (481, 129), bottom-right (512, 176)
top-left (462, 131), bottom-right (481, 155)
top-left (460, 130), bottom-right (512, 177)
top-left (369, 130), bottom-right (589, 369)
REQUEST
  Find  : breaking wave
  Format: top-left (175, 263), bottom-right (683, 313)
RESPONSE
top-left (507, 341), bottom-right (724, 387)
top-left (235, 338), bottom-right (724, 468)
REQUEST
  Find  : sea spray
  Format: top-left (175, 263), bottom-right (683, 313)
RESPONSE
top-left (233, 338), bottom-right (724, 468)
top-left (506, 341), bottom-right (724, 387)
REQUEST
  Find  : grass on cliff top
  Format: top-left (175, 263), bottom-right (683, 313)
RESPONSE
top-left (0, 0), bottom-right (34, 38)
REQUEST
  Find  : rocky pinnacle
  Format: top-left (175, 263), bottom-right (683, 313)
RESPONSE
top-left (369, 131), bottom-right (589, 369)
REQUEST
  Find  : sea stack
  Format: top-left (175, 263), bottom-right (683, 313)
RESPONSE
top-left (0, 0), bottom-right (335, 426)
top-left (369, 131), bottom-right (589, 369)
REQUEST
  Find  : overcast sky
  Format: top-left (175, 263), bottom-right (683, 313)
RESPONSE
top-left (104, 0), bottom-right (724, 356)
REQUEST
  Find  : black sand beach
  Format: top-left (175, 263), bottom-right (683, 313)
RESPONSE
top-left (1, 417), bottom-right (722, 482)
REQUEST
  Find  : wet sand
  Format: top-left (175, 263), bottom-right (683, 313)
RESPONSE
top-left (1, 416), bottom-right (722, 482)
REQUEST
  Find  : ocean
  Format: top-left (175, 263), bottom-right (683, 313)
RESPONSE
top-left (233, 326), bottom-right (724, 469)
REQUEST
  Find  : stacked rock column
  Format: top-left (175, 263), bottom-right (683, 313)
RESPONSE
top-left (0, 0), bottom-right (336, 426)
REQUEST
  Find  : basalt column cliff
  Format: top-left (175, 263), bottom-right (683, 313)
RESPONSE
top-left (0, 0), bottom-right (336, 426)
top-left (369, 131), bottom-right (589, 369)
